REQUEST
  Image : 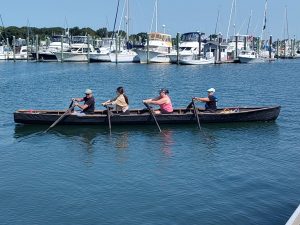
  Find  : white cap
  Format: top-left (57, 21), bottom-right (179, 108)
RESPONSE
top-left (207, 88), bottom-right (215, 93)
top-left (85, 89), bottom-right (93, 94)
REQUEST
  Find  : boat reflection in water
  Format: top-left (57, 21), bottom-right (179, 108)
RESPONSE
top-left (14, 121), bottom-right (279, 156)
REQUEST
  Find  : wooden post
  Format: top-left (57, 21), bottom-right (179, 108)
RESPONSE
top-left (26, 37), bottom-right (29, 61)
top-left (6, 38), bottom-right (9, 60)
top-left (198, 33), bottom-right (202, 59)
top-left (292, 38), bottom-right (296, 57)
top-left (87, 35), bottom-right (90, 63)
top-left (218, 36), bottom-right (222, 62)
top-left (235, 36), bottom-right (238, 59)
top-left (35, 35), bottom-right (39, 62)
top-left (283, 40), bottom-right (286, 58)
top-left (115, 35), bottom-right (118, 64)
top-left (118, 35), bottom-right (121, 61)
top-left (60, 35), bottom-right (64, 63)
top-left (256, 37), bottom-right (260, 55)
top-left (176, 32), bottom-right (179, 65)
top-left (243, 36), bottom-right (247, 50)
top-left (13, 36), bottom-right (16, 62)
top-left (146, 34), bottom-right (149, 64)
top-left (269, 35), bottom-right (272, 59)
top-left (276, 39), bottom-right (279, 59)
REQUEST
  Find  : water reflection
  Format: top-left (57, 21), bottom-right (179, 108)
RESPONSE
top-left (14, 121), bottom-right (280, 155)
top-left (161, 130), bottom-right (174, 157)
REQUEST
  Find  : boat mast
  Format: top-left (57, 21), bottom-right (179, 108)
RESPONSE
top-left (149, 0), bottom-right (158, 33)
top-left (285, 6), bottom-right (289, 40)
top-left (126, 0), bottom-right (129, 41)
top-left (260, 0), bottom-right (268, 50)
top-left (155, 0), bottom-right (158, 33)
top-left (226, 0), bottom-right (235, 42)
top-left (111, 0), bottom-right (121, 49)
top-left (214, 10), bottom-right (220, 35)
top-left (246, 10), bottom-right (252, 35)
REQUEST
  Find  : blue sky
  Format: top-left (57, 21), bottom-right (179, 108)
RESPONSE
top-left (0, 0), bottom-right (298, 39)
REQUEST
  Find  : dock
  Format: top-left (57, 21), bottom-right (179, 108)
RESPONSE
top-left (286, 204), bottom-right (300, 225)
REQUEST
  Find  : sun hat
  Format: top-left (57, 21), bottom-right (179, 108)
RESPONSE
top-left (85, 89), bottom-right (93, 94)
top-left (207, 88), bottom-right (215, 93)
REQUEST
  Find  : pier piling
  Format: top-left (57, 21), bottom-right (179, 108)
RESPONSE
top-left (60, 35), bottom-right (64, 63)
top-left (13, 36), bottom-right (16, 62)
top-left (35, 35), bottom-right (39, 62)
top-left (176, 32), bottom-right (179, 65)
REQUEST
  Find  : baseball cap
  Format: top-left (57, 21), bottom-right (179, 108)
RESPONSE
top-left (85, 89), bottom-right (93, 94)
top-left (207, 88), bottom-right (215, 93)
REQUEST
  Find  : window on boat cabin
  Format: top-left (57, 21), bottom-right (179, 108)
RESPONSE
top-left (21, 49), bottom-right (27, 52)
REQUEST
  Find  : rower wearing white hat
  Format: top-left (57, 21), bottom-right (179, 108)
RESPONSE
top-left (72, 89), bottom-right (95, 115)
top-left (193, 88), bottom-right (218, 112)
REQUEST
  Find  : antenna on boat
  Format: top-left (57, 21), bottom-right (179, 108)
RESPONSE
top-left (260, 0), bottom-right (268, 42)
top-left (214, 9), bottom-right (220, 35)
top-left (285, 6), bottom-right (289, 40)
top-left (246, 10), bottom-right (252, 35)
top-left (226, 0), bottom-right (235, 42)
top-left (111, 0), bottom-right (121, 49)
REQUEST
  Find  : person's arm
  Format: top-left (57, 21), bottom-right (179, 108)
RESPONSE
top-left (102, 97), bottom-right (117, 106)
top-left (143, 96), bottom-right (160, 104)
top-left (194, 97), bottom-right (210, 102)
top-left (72, 97), bottom-right (84, 102)
top-left (76, 98), bottom-right (93, 110)
top-left (75, 102), bottom-right (89, 110)
top-left (148, 97), bottom-right (168, 105)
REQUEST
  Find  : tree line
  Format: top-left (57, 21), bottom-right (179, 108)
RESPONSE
top-left (0, 26), bottom-right (148, 44)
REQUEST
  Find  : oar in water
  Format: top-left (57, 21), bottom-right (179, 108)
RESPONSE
top-left (104, 105), bottom-right (112, 135)
top-left (143, 102), bottom-right (162, 133)
top-left (191, 98), bottom-right (202, 130)
top-left (44, 100), bottom-right (75, 133)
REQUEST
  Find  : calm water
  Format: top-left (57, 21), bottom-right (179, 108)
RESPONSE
top-left (0, 60), bottom-right (300, 225)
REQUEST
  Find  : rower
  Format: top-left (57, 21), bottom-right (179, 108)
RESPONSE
top-left (102, 87), bottom-right (129, 114)
top-left (143, 88), bottom-right (173, 114)
top-left (72, 89), bottom-right (95, 115)
top-left (193, 88), bottom-right (218, 112)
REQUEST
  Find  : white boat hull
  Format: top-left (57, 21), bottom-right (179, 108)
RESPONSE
top-left (134, 49), bottom-right (171, 63)
top-left (110, 51), bottom-right (140, 63)
top-left (180, 57), bottom-right (215, 65)
top-left (55, 52), bottom-right (88, 62)
top-left (90, 53), bottom-right (111, 62)
top-left (239, 56), bottom-right (267, 63)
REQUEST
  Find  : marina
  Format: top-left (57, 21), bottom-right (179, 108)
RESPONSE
top-left (1, 0), bottom-right (300, 225)
top-left (1, 60), bottom-right (300, 225)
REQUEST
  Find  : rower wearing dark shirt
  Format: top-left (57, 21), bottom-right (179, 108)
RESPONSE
top-left (72, 89), bottom-right (95, 115)
top-left (193, 88), bottom-right (217, 112)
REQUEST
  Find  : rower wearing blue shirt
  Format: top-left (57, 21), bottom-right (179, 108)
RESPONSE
top-left (193, 88), bottom-right (218, 112)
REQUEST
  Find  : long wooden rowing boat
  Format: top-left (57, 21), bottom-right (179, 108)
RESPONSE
top-left (14, 106), bottom-right (281, 125)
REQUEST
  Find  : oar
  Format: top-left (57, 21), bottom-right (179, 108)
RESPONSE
top-left (44, 101), bottom-right (75, 133)
top-left (186, 101), bottom-right (193, 110)
top-left (104, 105), bottom-right (112, 135)
top-left (143, 102), bottom-right (162, 133)
top-left (191, 98), bottom-right (202, 130)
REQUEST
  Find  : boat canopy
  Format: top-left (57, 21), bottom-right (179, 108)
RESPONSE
top-left (149, 32), bottom-right (171, 42)
top-left (181, 32), bottom-right (200, 42)
top-left (51, 35), bottom-right (69, 43)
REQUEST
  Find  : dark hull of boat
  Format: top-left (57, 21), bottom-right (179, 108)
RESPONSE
top-left (14, 106), bottom-right (281, 125)
top-left (31, 53), bottom-right (58, 61)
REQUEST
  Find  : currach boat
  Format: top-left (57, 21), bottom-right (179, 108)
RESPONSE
top-left (14, 106), bottom-right (280, 126)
